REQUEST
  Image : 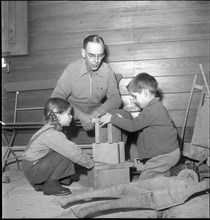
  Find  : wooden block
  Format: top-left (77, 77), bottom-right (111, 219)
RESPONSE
top-left (88, 162), bottom-right (133, 189)
top-left (93, 142), bottom-right (120, 164)
top-left (118, 141), bottom-right (125, 162)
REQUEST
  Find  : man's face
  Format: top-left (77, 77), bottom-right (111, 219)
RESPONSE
top-left (82, 42), bottom-right (105, 72)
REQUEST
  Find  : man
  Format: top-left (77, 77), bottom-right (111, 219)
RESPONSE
top-left (51, 35), bottom-right (132, 143)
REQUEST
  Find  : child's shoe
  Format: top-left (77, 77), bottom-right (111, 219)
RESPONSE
top-left (30, 182), bottom-right (44, 192)
top-left (43, 180), bottom-right (71, 196)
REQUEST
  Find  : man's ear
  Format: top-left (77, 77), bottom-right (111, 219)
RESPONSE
top-left (81, 48), bottom-right (86, 58)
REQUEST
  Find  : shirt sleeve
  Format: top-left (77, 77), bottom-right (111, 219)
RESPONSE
top-left (46, 130), bottom-right (94, 169)
top-left (51, 64), bottom-right (81, 119)
top-left (96, 68), bottom-right (122, 115)
top-left (51, 64), bottom-right (72, 100)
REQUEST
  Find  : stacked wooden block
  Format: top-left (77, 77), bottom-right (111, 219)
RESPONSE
top-left (88, 119), bottom-right (134, 189)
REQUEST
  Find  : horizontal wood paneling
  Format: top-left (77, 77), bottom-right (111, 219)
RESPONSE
top-left (133, 57), bottom-right (209, 77)
top-left (3, 65), bottom-right (65, 83)
top-left (4, 57), bottom-right (209, 84)
top-left (30, 23), bottom-right (209, 51)
top-left (3, 79), bottom-right (57, 92)
top-left (30, 1), bottom-right (208, 10)
top-left (2, 1), bottom-right (209, 147)
top-left (7, 40), bottom-right (209, 68)
top-left (29, 1), bottom-right (208, 21)
top-left (133, 7), bottom-right (209, 27)
top-left (133, 23), bottom-right (209, 44)
top-left (30, 28), bottom-right (134, 51)
top-left (29, 3), bottom-right (208, 34)
top-left (107, 40), bottom-right (208, 62)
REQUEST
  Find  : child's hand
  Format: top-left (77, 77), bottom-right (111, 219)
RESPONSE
top-left (100, 113), bottom-right (112, 126)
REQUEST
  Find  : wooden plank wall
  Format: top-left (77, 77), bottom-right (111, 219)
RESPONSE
top-left (2, 1), bottom-right (209, 146)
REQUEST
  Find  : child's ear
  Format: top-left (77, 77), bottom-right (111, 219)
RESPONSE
top-left (56, 113), bottom-right (61, 121)
top-left (143, 89), bottom-right (148, 97)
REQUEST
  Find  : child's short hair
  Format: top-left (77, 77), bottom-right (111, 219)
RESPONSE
top-left (44, 97), bottom-right (71, 130)
top-left (126, 72), bottom-right (158, 95)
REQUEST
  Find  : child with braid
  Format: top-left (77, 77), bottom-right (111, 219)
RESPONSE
top-left (22, 97), bottom-right (94, 196)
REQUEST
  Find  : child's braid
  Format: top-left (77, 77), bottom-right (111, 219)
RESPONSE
top-left (50, 111), bottom-right (58, 122)
top-left (50, 111), bottom-right (62, 130)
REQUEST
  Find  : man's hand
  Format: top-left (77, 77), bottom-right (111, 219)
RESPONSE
top-left (99, 113), bottom-right (112, 126)
top-left (91, 110), bottom-right (101, 118)
top-left (78, 112), bottom-right (94, 131)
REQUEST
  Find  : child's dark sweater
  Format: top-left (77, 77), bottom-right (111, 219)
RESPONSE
top-left (111, 97), bottom-right (179, 159)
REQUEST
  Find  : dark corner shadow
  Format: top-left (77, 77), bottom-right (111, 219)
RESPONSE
top-left (156, 87), bottom-right (164, 101)
top-left (104, 45), bottom-right (109, 63)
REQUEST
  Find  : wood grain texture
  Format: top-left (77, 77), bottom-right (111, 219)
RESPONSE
top-left (7, 40), bottom-right (209, 68)
top-left (3, 57), bottom-right (208, 84)
top-left (2, 1), bottom-right (28, 56)
top-left (29, 2), bottom-right (208, 34)
top-left (29, 1), bottom-right (208, 21)
top-left (29, 23), bottom-right (209, 51)
top-left (2, 1), bottom-right (209, 146)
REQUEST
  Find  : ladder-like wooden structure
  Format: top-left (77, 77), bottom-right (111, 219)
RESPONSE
top-left (182, 64), bottom-right (209, 166)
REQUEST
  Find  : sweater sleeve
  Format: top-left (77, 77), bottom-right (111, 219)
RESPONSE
top-left (110, 109), bottom-right (155, 132)
top-left (46, 130), bottom-right (94, 169)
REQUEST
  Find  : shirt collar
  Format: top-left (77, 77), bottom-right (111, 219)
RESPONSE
top-left (79, 59), bottom-right (88, 77)
top-left (79, 59), bottom-right (103, 78)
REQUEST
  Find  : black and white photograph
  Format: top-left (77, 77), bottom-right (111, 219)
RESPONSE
top-left (2, 1), bottom-right (209, 218)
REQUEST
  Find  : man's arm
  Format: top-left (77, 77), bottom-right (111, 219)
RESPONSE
top-left (95, 69), bottom-right (122, 116)
top-left (51, 64), bottom-right (72, 100)
top-left (51, 63), bottom-right (95, 130)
